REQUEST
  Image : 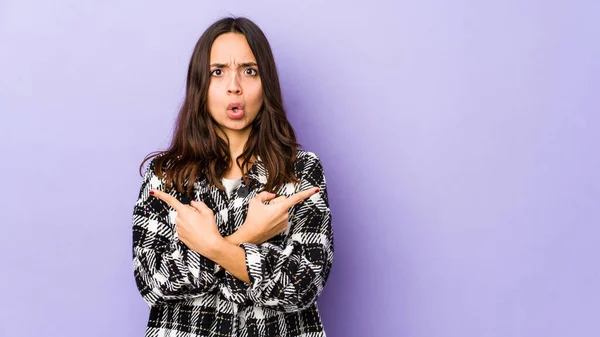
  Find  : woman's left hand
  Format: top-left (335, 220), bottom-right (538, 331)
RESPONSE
top-left (149, 189), bottom-right (222, 255)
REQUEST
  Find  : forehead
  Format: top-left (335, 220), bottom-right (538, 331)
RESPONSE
top-left (210, 32), bottom-right (256, 62)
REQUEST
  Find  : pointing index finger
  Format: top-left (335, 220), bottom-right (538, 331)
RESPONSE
top-left (150, 189), bottom-right (184, 212)
top-left (283, 187), bottom-right (320, 209)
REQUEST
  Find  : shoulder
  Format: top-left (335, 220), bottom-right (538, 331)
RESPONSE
top-left (141, 155), bottom-right (171, 186)
top-left (295, 149), bottom-right (321, 166)
top-left (140, 158), bottom-right (162, 189)
top-left (296, 149), bottom-right (319, 161)
top-left (142, 156), bottom-right (162, 179)
top-left (295, 150), bottom-right (326, 177)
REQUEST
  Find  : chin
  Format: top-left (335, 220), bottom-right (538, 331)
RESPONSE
top-left (221, 119), bottom-right (252, 132)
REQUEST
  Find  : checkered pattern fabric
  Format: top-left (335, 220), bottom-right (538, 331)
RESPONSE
top-left (132, 150), bottom-right (334, 336)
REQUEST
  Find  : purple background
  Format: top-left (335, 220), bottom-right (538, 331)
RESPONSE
top-left (1, 1), bottom-right (599, 336)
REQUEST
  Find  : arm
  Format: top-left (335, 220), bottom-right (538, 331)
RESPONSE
top-left (132, 160), bottom-right (220, 306)
top-left (207, 154), bottom-right (334, 313)
top-left (204, 208), bottom-right (279, 287)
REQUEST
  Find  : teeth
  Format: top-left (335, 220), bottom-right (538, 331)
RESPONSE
top-left (233, 108), bottom-right (238, 112)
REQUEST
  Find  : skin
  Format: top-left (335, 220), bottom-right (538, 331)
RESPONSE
top-left (206, 32), bottom-right (264, 178)
top-left (150, 32), bottom-right (319, 284)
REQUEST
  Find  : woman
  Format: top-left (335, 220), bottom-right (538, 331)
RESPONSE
top-left (132, 16), bottom-right (334, 337)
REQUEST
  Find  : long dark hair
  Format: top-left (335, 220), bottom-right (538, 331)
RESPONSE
top-left (139, 17), bottom-right (300, 197)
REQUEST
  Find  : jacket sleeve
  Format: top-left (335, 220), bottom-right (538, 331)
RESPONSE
top-left (239, 153), bottom-right (335, 313)
top-left (132, 159), bottom-right (219, 306)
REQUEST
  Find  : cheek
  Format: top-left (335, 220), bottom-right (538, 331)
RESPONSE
top-left (207, 84), bottom-right (222, 107)
top-left (248, 83), bottom-right (264, 105)
top-left (206, 86), bottom-right (222, 119)
top-left (207, 83), bottom-right (217, 102)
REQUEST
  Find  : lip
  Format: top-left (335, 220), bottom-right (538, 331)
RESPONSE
top-left (226, 102), bottom-right (245, 120)
top-left (227, 102), bottom-right (244, 110)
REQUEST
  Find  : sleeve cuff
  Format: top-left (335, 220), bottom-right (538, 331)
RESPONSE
top-left (239, 242), bottom-right (264, 289)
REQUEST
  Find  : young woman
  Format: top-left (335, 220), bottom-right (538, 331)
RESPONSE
top-left (132, 17), bottom-right (334, 336)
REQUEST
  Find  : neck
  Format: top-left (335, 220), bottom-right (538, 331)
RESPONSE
top-left (220, 127), bottom-right (251, 160)
top-left (217, 127), bottom-right (255, 179)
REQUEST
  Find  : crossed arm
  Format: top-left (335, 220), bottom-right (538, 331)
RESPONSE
top-left (132, 155), bottom-right (334, 312)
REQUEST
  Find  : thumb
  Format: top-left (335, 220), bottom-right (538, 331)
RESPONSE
top-left (191, 200), bottom-right (211, 213)
top-left (255, 191), bottom-right (277, 203)
top-left (269, 195), bottom-right (287, 205)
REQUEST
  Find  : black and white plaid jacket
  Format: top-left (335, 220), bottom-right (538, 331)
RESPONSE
top-left (132, 150), bottom-right (334, 336)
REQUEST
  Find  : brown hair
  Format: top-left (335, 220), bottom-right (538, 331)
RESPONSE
top-left (139, 16), bottom-right (300, 197)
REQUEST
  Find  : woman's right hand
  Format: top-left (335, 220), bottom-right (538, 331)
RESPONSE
top-left (228, 187), bottom-right (320, 245)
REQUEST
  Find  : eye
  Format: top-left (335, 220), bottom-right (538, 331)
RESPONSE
top-left (244, 68), bottom-right (258, 76)
top-left (211, 69), bottom-right (223, 76)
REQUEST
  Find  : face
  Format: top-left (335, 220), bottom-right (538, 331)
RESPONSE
top-left (207, 32), bottom-right (264, 137)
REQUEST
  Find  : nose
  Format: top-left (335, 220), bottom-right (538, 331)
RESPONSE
top-left (227, 73), bottom-right (242, 95)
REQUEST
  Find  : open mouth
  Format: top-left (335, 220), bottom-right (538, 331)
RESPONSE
top-left (227, 102), bottom-right (245, 119)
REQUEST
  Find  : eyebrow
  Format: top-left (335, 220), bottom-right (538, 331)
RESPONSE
top-left (210, 62), bottom-right (258, 68)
